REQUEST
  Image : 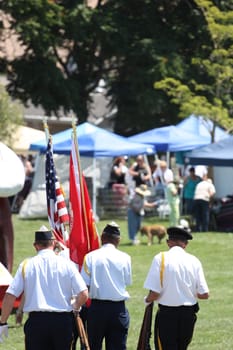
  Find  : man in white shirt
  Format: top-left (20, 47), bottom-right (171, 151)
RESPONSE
top-left (194, 165), bottom-right (208, 179)
top-left (152, 160), bottom-right (174, 186)
top-left (194, 175), bottom-right (216, 232)
top-left (0, 226), bottom-right (88, 349)
top-left (144, 226), bottom-right (209, 350)
top-left (81, 222), bottom-right (132, 350)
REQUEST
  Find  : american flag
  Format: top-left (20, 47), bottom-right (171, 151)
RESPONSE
top-left (45, 138), bottom-right (69, 242)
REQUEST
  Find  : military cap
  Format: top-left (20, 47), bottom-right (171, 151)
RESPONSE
top-left (167, 226), bottom-right (193, 241)
top-left (34, 225), bottom-right (55, 241)
top-left (103, 221), bottom-right (120, 236)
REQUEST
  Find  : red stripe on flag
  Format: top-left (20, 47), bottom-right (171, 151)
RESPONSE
top-left (46, 139), bottom-right (69, 244)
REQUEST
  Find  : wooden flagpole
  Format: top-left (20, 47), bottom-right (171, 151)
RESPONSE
top-left (71, 117), bottom-right (90, 251)
top-left (71, 117), bottom-right (91, 349)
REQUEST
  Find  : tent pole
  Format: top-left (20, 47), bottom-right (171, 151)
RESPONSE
top-left (92, 157), bottom-right (98, 221)
top-left (166, 152), bottom-right (170, 167)
top-left (143, 154), bottom-right (153, 187)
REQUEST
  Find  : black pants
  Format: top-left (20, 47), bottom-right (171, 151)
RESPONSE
top-left (24, 311), bottom-right (76, 350)
top-left (87, 300), bottom-right (130, 350)
top-left (194, 199), bottom-right (210, 232)
top-left (154, 304), bottom-right (197, 350)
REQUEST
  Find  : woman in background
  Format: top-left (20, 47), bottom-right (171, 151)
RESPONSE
top-left (109, 156), bottom-right (128, 188)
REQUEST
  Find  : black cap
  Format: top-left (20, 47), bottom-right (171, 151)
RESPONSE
top-left (35, 225), bottom-right (55, 241)
top-left (103, 222), bottom-right (120, 236)
top-left (167, 226), bottom-right (193, 241)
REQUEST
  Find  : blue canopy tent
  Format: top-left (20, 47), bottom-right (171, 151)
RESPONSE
top-left (127, 125), bottom-right (209, 152)
top-left (176, 115), bottom-right (228, 142)
top-left (30, 122), bottom-right (155, 156)
top-left (29, 122), bottom-right (155, 217)
top-left (185, 136), bottom-right (233, 167)
top-left (175, 115), bottom-right (229, 165)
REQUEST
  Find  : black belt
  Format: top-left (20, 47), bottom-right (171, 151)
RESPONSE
top-left (159, 303), bottom-right (199, 313)
top-left (29, 311), bottom-right (73, 315)
top-left (91, 299), bottom-right (125, 304)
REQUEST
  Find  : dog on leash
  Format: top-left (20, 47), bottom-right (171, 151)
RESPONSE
top-left (140, 225), bottom-right (167, 245)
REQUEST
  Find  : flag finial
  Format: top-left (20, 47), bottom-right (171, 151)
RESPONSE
top-left (43, 117), bottom-right (50, 143)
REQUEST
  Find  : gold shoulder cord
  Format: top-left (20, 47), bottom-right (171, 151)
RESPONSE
top-left (160, 252), bottom-right (165, 288)
top-left (22, 259), bottom-right (28, 279)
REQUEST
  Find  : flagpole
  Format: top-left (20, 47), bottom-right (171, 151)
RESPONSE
top-left (93, 157), bottom-right (97, 220)
top-left (43, 117), bottom-right (50, 144)
top-left (71, 118), bottom-right (91, 251)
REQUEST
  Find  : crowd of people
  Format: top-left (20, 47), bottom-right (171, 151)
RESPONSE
top-left (108, 154), bottom-right (216, 244)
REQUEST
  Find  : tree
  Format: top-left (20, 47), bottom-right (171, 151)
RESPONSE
top-left (0, 84), bottom-right (23, 144)
top-left (2, 0), bottom-right (230, 136)
top-left (0, 0), bottom-right (107, 120)
top-left (0, 0), bottom-right (211, 133)
top-left (100, 0), bottom-right (210, 134)
top-left (154, 0), bottom-right (233, 141)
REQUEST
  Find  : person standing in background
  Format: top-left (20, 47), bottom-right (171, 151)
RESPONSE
top-left (129, 155), bottom-right (152, 187)
top-left (127, 185), bottom-right (151, 245)
top-left (166, 173), bottom-right (180, 227)
top-left (144, 226), bottom-right (209, 350)
top-left (81, 222), bottom-right (132, 350)
top-left (14, 155), bottom-right (34, 211)
top-left (183, 167), bottom-right (201, 216)
top-left (108, 156), bottom-right (128, 188)
top-left (152, 160), bottom-right (174, 201)
top-left (194, 165), bottom-right (208, 179)
top-left (194, 175), bottom-right (216, 232)
top-left (152, 160), bottom-right (173, 187)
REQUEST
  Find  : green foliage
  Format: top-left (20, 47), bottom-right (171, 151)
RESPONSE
top-left (1, 0), bottom-right (233, 134)
top-left (154, 0), bottom-right (233, 139)
top-left (1, 0), bottom-right (105, 119)
top-left (4, 215), bottom-right (233, 349)
top-left (0, 84), bottom-right (23, 144)
top-left (105, 0), bottom-right (210, 134)
top-left (0, 0), bottom-right (211, 133)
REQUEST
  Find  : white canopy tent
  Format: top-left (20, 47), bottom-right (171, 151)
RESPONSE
top-left (10, 125), bottom-right (44, 155)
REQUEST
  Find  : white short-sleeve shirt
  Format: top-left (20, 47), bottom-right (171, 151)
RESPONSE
top-left (81, 244), bottom-right (132, 301)
top-left (144, 246), bottom-right (209, 306)
top-left (7, 249), bottom-right (87, 312)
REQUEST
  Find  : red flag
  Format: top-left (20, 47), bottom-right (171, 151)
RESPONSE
top-left (45, 138), bottom-right (69, 244)
top-left (69, 136), bottom-right (99, 269)
top-left (82, 178), bottom-right (99, 252)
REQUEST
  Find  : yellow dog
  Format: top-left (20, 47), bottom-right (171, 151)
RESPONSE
top-left (140, 225), bottom-right (166, 245)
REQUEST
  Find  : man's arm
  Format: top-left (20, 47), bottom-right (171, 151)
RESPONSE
top-left (0, 293), bottom-right (16, 323)
top-left (72, 289), bottom-right (88, 311)
top-left (145, 290), bottom-right (160, 304)
top-left (197, 292), bottom-right (209, 300)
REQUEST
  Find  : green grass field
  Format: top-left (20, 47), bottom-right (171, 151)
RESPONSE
top-left (3, 214), bottom-right (233, 349)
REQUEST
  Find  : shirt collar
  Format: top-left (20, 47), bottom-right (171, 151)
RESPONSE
top-left (170, 246), bottom-right (185, 252)
top-left (102, 243), bottom-right (116, 249)
top-left (37, 248), bottom-right (55, 256)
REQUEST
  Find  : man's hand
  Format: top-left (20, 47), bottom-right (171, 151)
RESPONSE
top-left (71, 297), bottom-right (81, 312)
top-left (0, 323), bottom-right (8, 343)
top-left (144, 296), bottom-right (152, 307)
top-left (15, 310), bottom-right (24, 325)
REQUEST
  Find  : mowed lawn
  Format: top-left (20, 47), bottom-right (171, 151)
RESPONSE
top-left (3, 214), bottom-right (233, 350)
